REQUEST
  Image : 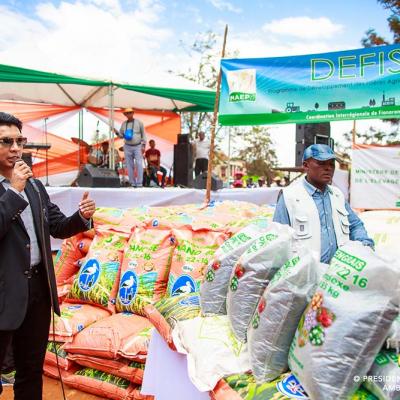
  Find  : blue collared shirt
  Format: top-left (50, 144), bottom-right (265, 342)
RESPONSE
top-left (273, 179), bottom-right (374, 263)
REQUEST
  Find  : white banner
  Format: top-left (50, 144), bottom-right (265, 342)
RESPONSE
top-left (351, 145), bottom-right (400, 209)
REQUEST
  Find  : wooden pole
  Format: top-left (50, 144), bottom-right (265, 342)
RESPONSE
top-left (205, 25), bottom-right (228, 204)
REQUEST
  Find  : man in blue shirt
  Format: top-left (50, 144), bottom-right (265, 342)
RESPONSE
top-left (273, 144), bottom-right (373, 263)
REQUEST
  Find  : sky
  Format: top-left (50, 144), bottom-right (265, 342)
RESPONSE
top-left (0, 0), bottom-right (396, 165)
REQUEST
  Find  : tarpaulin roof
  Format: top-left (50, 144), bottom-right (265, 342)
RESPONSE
top-left (0, 63), bottom-right (215, 111)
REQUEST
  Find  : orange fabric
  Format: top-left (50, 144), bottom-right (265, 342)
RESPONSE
top-left (0, 101), bottom-right (180, 178)
top-left (0, 101), bottom-right (79, 123)
top-left (88, 107), bottom-right (180, 143)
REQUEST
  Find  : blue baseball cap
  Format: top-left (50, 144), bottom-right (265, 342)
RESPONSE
top-left (302, 144), bottom-right (336, 162)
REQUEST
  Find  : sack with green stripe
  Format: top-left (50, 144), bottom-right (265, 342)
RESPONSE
top-left (288, 241), bottom-right (400, 399)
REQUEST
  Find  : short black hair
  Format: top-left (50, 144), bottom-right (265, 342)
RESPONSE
top-left (0, 112), bottom-right (22, 131)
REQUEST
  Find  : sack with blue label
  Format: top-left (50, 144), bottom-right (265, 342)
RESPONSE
top-left (116, 227), bottom-right (175, 316)
top-left (288, 241), bottom-right (400, 399)
top-left (211, 372), bottom-right (377, 400)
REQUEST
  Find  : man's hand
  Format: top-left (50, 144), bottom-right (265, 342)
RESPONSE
top-left (79, 191), bottom-right (96, 219)
top-left (10, 160), bottom-right (33, 192)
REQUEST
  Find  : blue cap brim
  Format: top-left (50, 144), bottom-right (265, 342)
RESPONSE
top-left (311, 153), bottom-right (336, 161)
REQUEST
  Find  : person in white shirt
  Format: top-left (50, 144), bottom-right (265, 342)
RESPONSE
top-left (192, 131), bottom-right (210, 177)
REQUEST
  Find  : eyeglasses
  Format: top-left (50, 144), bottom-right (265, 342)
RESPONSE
top-left (0, 137), bottom-right (28, 148)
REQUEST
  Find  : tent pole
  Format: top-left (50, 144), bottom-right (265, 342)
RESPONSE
top-left (78, 109), bottom-right (82, 170)
top-left (205, 25), bottom-right (228, 204)
top-left (109, 85), bottom-right (115, 171)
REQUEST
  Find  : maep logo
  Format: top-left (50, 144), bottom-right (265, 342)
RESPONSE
top-left (171, 275), bottom-right (196, 296)
top-left (78, 259), bottom-right (100, 292)
top-left (227, 69), bottom-right (256, 102)
top-left (119, 270), bottom-right (138, 305)
top-left (276, 374), bottom-right (308, 399)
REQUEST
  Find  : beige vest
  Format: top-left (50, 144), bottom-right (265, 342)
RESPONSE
top-left (282, 178), bottom-right (350, 256)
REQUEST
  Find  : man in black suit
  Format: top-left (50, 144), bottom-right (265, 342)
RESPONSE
top-left (0, 112), bottom-right (96, 399)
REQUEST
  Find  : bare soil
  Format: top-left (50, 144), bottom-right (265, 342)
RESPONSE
top-left (2, 376), bottom-right (103, 399)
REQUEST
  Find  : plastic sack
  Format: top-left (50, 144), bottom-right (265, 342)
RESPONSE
top-left (66, 227), bottom-right (129, 311)
top-left (288, 241), bottom-right (400, 399)
top-left (211, 372), bottom-right (378, 400)
top-left (64, 313), bottom-right (152, 360)
top-left (116, 227), bottom-right (175, 315)
top-left (248, 251), bottom-right (319, 383)
top-left (67, 353), bottom-right (145, 384)
top-left (144, 292), bottom-right (201, 349)
top-left (387, 315), bottom-right (400, 351)
top-left (77, 237), bottom-right (93, 254)
top-left (43, 361), bottom-right (78, 380)
top-left (49, 303), bottom-right (109, 342)
top-left (93, 207), bottom-right (127, 226)
top-left (167, 229), bottom-right (227, 297)
top-left (172, 315), bottom-right (250, 392)
top-left (45, 341), bottom-right (74, 370)
top-left (54, 234), bottom-right (84, 285)
top-left (363, 349), bottom-right (400, 400)
top-left (200, 217), bottom-right (270, 316)
top-left (63, 367), bottom-right (152, 400)
top-left (227, 223), bottom-right (294, 343)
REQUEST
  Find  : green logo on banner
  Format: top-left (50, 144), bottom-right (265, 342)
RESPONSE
top-left (227, 69), bottom-right (256, 103)
top-left (229, 92), bottom-right (256, 102)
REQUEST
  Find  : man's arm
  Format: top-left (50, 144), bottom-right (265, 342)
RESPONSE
top-left (37, 181), bottom-right (91, 239)
top-left (272, 191), bottom-right (291, 225)
top-left (156, 150), bottom-right (161, 168)
top-left (345, 202), bottom-right (374, 248)
top-left (116, 122), bottom-right (124, 138)
top-left (140, 121), bottom-right (146, 145)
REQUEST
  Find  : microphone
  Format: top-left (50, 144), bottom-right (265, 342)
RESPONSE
top-left (15, 158), bottom-right (40, 193)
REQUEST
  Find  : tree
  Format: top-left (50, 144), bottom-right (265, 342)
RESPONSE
top-left (362, 0), bottom-right (400, 46)
top-left (237, 126), bottom-right (278, 185)
top-left (335, 126), bottom-right (400, 159)
top-left (362, 1), bottom-right (400, 125)
top-left (171, 31), bottom-right (221, 140)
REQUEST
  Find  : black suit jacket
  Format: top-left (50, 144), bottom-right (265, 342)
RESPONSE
top-left (0, 179), bottom-right (89, 330)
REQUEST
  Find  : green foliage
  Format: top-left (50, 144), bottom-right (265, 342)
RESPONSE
top-left (237, 126), bottom-right (277, 184)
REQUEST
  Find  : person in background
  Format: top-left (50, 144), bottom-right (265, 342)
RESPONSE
top-left (144, 139), bottom-right (167, 188)
top-left (115, 108), bottom-right (146, 187)
top-left (273, 144), bottom-right (374, 264)
top-left (192, 131), bottom-right (210, 177)
top-left (99, 141), bottom-right (120, 171)
top-left (246, 177), bottom-right (256, 188)
top-left (0, 112), bottom-right (96, 399)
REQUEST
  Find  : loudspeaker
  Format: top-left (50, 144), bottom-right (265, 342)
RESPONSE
top-left (177, 134), bottom-right (190, 144)
top-left (295, 123), bottom-right (332, 166)
top-left (193, 172), bottom-right (223, 191)
top-left (77, 164), bottom-right (120, 188)
top-left (173, 143), bottom-right (193, 187)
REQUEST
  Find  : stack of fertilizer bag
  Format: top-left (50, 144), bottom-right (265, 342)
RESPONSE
top-left (46, 202), bottom-right (274, 399)
top-left (200, 216), bottom-right (400, 400)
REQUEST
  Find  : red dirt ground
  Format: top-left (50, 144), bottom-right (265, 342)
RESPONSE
top-left (2, 376), bottom-right (103, 399)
